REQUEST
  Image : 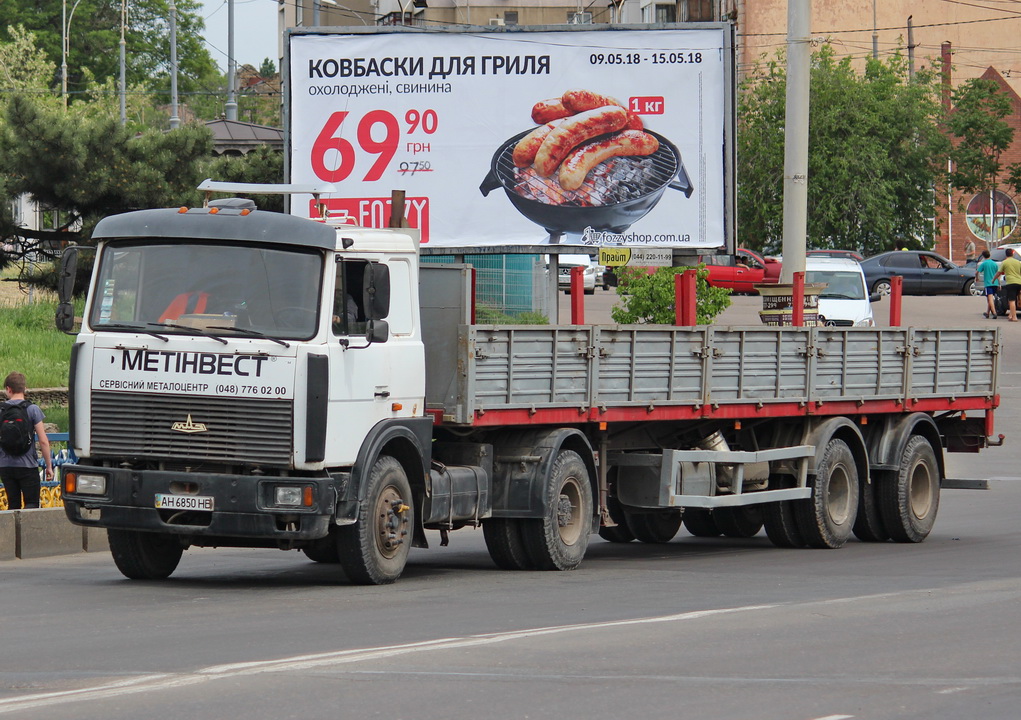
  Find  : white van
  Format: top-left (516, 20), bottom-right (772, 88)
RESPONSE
top-left (805, 257), bottom-right (877, 327)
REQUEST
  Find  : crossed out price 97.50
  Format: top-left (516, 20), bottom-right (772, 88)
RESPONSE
top-left (311, 109), bottom-right (438, 182)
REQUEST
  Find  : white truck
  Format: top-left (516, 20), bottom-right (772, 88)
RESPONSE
top-left (56, 191), bottom-right (1000, 584)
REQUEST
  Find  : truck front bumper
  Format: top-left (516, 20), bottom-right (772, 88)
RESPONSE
top-left (61, 464), bottom-right (334, 541)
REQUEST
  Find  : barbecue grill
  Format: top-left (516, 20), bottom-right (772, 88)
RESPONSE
top-left (480, 127), bottom-right (693, 236)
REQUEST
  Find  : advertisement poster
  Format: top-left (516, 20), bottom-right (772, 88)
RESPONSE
top-left (288, 27), bottom-right (729, 249)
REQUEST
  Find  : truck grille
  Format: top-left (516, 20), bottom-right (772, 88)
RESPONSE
top-left (90, 391), bottom-right (293, 466)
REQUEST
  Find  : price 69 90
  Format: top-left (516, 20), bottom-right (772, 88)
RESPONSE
top-left (311, 109), bottom-right (437, 182)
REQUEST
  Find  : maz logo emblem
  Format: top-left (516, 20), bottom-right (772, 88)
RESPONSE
top-left (171, 415), bottom-right (208, 433)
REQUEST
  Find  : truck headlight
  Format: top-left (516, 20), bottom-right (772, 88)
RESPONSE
top-left (67, 473), bottom-right (107, 495)
top-left (274, 485), bottom-right (314, 507)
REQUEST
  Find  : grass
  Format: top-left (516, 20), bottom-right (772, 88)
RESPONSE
top-left (0, 282), bottom-right (75, 431)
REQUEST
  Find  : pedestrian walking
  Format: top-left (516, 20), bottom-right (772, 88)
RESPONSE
top-left (993, 248), bottom-right (1021, 322)
top-left (964, 239), bottom-right (977, 264)
top-left (977, 249), bottom-right (1000, 319)
top-left (0, 372), bottom-right (52, 510)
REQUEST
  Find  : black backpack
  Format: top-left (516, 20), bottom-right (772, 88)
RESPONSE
top-left (0, 400), bottom-right (34, 455)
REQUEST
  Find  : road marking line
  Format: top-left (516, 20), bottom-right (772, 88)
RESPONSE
top-left (812, 715), bottom-right (854, 720)
top-left (0, 604), bottom-right (773, 714)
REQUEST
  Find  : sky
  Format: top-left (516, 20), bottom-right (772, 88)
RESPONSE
top-left (198, 0), bottom-right (281, 73)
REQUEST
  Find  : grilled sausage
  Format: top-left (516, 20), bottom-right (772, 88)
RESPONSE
top-left (558, 129), bottom-right (660, 191)
top-left (562, 89), bottom-right (644, 130)
top-left (531, 98), bottom-right (573, 124)
top-left (511, 119), bottom-right (566, 168)
top-left (533, 106), bottom-right (630, 177)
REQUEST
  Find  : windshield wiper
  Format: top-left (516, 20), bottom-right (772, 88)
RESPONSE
top-left (823, 293), bottom-right (862, 300)
top-left (155, 322), bottom-right (228, 345)
top-left (94, 322), bottom-right (169, 342)
top-left (207, 326), bottom-right (290, 348)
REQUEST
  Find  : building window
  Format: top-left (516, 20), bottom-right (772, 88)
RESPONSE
top-left (966, 190), bottom-right (1018, 245)
top-left (655, 4), bottom-right (676, 22)
top-left (679, 0), bottom-right (715, 21)
top-left (504, 11), bottom-right (518, 25)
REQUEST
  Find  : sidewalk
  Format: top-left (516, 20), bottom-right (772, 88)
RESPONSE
top-left (0, 506), bottom-right (108, 560)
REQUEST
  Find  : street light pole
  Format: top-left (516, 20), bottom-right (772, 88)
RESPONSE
top-left (169, 0), bottom-right (180, 128)
top-left (61, 0), bottom-right (85, 108)
top-left (225, 0), bottom-right (238, 120)
top-left (119, 0), bottom-right (127, 125)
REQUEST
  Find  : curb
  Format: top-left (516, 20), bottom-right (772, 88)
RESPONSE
top-left (0, 507), bottom-right (109, 560)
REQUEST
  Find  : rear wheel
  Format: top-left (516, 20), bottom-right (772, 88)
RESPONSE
top-left (879, 435), bottom-right (940, 543)
top-left (762, 476), bottom-right (807, 548)
top-left (714, 506), bottom-right (764, 538)
top-left (872, 279), bottom-right (892, 296)
top-left (626, 511), bottom-right (682, 544)
top-left (852, 472), bottom-right (890, 542)
top-left (796, 438), bottom-right (859, 549)
top-left (962, 279), bottom-right (977, 296)
top-left (108, 529), bottom-right (184, 580)
top-left (336, 455), bottom-right (413, 585)
top-left (682, 508), bottom-right (721, 537)
top-left (483, 518), bottom-right (535, 569)
top-left (520, 450), bottom-right (592, 570)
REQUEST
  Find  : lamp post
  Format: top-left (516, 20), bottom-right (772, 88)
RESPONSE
top-left (225, 0), bottom-right (237, 120)
top-left (169, 0), bottom-right (180, 128)
top-left (119, 0), bottom-right (126, 125)
top-left (61, 0), bottom-right (85, 108)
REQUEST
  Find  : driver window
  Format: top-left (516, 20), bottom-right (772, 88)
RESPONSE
top-left (333, 260), bottom-right (365, 336)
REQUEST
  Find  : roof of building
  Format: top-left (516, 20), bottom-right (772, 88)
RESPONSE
top-left (204, 119), bottom-right (283, 155)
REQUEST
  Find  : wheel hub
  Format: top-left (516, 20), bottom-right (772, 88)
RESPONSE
top-left (375, 486), bottom-right (409, 559)
top-left (556, 478), bottom-right (584, 546)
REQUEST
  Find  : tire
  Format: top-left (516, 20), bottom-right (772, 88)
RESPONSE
top-left (852, 472), bottom-right (890, 542)
top-left (302, 531), bottom-right (341, 563)
top-left (872, 279), bottom-right (892, 297)
top-left (795, 438), bottom-right (859, 549)
top-left (682, 507), bottom-right (721, 537)
top-left (520, 449), bottom-right (592, 571)
top-left (966, 279), bottom-right (982, 297)
top-left (108, 529), bottom-right (184, 580)
top-left (714, 506), bottom-right (764, 538)
top-left (762, 475), bottom-right (807, 548)
top-left (626, 510), bottom-right (682, 544)
top-left (336, 455), bottom-right (413, 585)
top-left (598, 479), bottom-right (635, 543)
top-left (878, 435), bottom-right (940, 543)
top-left (483, 518), bottom-right (535, 569)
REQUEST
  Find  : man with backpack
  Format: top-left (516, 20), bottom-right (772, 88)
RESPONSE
top-left (0, 372), bottom-right (53, 510)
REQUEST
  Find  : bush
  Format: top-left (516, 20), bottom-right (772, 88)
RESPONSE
top-left (610, 265), bottom-right (731, 325)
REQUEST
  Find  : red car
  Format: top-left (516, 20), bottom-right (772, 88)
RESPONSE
top-left (701, 248), bottom-right (782, 294)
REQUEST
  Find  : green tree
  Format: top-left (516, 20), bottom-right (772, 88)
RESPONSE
top-left (610, 266), bottom-right (731, 325)
top-left (738, 46), bottom-right (950, 256)
top-left (0, 1), bottom-right (219, 115)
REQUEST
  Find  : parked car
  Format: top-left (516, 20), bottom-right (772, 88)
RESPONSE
top-left (556, 254), bottom-right (603, 294)
top-left (804, 258), bottom-right (877, 327)
top-left (701, 248), bottom-right (782, 294)
top-left (860, 250), bottom-right (980, 296)
top-left (988, 242), bottom-right (1021, 263)
top-left (806, 249), bottom-right (864, 262)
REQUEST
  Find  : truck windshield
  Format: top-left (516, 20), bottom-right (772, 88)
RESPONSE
top-left (89, 241), bottom-right (323, 340)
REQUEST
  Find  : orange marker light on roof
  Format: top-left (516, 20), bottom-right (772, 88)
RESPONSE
top-left (178, 207), bottom-right (188, 213)
top-left (209, 207), bottom-right (219, 214)
top-left (240, 208), bottom-right (251, 216)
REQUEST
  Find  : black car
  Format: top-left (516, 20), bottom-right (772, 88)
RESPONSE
top-left (860, 250), bottom-right (980, 297)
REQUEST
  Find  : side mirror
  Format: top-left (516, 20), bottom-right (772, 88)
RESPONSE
top-left (55, 302), bottom-right (76, 334)
top-left (362, 262), bottom-right (391, 320)
top-left (58, 247), bottom-right (78, 303)
top-left (869, 292), bottom-right (882, 303)
top-left (365, 319), bottom-right (389, 344)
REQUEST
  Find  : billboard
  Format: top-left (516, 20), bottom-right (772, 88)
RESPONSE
top-left (288, 25), bottom-right (731, 250)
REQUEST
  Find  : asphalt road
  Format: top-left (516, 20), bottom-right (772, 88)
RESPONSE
top-left (3, 292), bottom-right (1019, 720)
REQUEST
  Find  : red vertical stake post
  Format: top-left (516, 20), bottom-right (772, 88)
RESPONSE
top-left (890, 275), bottom-right (903, 327)
top-left (676, 269), bottom-right (698, 326)
top-left (792, 271), bottom-right (805, 327)
top-left (570, 265), bottom-right (585, 325)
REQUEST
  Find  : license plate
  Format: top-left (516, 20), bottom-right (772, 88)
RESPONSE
top-left (155, 493), bottom-right (214, 511)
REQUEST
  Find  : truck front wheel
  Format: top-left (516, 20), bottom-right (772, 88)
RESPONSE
top-left (521, 449), bottom-right (592, 570)
top-left (337, 456), bottom-right (413, 584)
top-left (879, 435), bottom-right (940, 543)
top-left (108, 529), bottom-right (184, 580)
top-left (796, 438), bottom-right (859, 548)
